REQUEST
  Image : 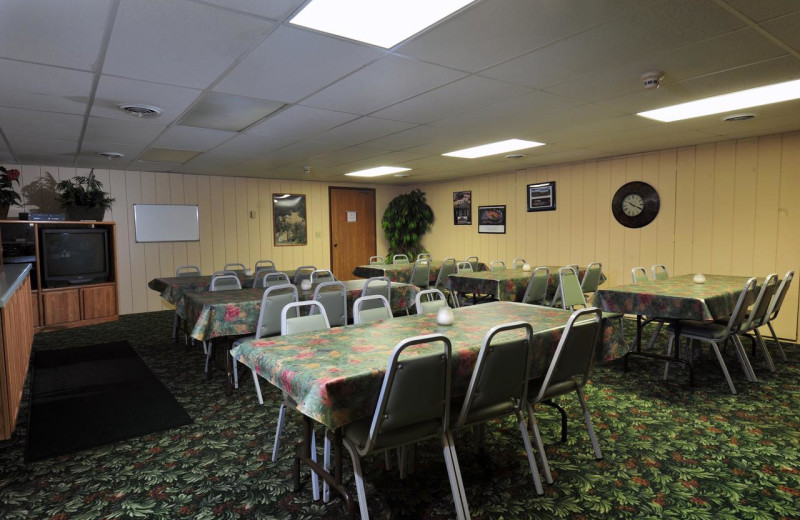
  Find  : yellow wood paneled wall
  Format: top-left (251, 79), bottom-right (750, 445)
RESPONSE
top-left (9, 167), bottom-right (400, 315)
top-left (417, 132), bottom-right (800, 340)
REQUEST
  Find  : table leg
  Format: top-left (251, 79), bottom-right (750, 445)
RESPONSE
top-left (206, 339), bottom-right (214, 381)
top-left (225, 338), bottom-right (234, 396)
top-left (624, 319), bottom-right (694, 386)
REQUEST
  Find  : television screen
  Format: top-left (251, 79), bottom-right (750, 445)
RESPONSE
top-left (41, 229), bottom-right (109, 286)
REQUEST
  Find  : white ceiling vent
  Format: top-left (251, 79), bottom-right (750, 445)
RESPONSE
top-left (117, 103), bottom-right (163, 118)
top-left (97, 151), bottom-right (125, 159)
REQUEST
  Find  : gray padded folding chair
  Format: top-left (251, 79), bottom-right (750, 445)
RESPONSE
top-left (651, 264), bottom-right (669, 280)
top-left (417, 253), bottom-right (432, 261)
top-left (730, 273), bottom-right (779, 375)
top-left (313, 281), bottom-right (347, 327)
top-left (409, 259), bottom-right (431, 291)
top-left (466, 256), bottom-right (479, 272)
top-left (489, 260), bottom-right (506, 272)
top-left (353, 295), bottom-right (393, 324)
top-left (456, 261), bottom-right (473, 273)
top-left (393, 254), bottom-right (410, 264)
top-left (254, 259), bottom-right (276, 273)
top-left (310, 269), bottom-right (336, 284)
top-left (210, 273), bottom-right (241, 291)
top-left (526, 308), bottom-right (604, 487)
top-left (415, 288), bottom-right (448, 315)
top-left (263, 272), bottom-right (291, 287)
top-left (557, 266), bottom-right (624, 338)
top-left (580, 262), bottom-right (603, 296)
top-left (369, 256), bottom-right (384, 265)
top-left (433, 257), bottom-right (457, 307)
top-left (223, 262), bottom-right (247, 272)
top-left (253, 268), bottom-right (275, 287)
top-left (763, 270), bottom-right (794, 362)
top-left (511, 258), bottom-right (526, 269)
top-left (176, 265), bottom-right (200, 277)
top-left (631, 267), bottom-right (649, 284)
top-left (453, 321), bottom-right (543, 495)
top-left (294, 265), bottom-right (317, 285)
top-left (341, 334), bottom-right (469, 520)
top-left (521, 267), bottom-right (550, 305)
top-left (362, 276), bottom-right (391, 312)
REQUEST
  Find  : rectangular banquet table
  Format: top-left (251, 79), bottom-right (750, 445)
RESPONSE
top-left (352, 260), bottom-right (487, 284)
top-left (183, 280), bottom-right (420, 342)
top-left (230, 301), bottom-right (626, 430)
top-left (448, 265), bottom-right (604, 303)
top-left (148, 271), bottom-right (295, 305)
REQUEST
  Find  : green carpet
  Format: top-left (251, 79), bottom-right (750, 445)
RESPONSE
top-left (0, 311), bottom-right (798, 519)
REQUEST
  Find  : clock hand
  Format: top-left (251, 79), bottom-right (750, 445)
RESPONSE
top-left (630, 202), bottom-right (643, 210)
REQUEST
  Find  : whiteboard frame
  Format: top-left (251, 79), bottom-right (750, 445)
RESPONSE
top-left (134, 204), bottom-right (200, 243)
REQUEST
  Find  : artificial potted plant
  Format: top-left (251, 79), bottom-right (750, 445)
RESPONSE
top-left (55, 170), bottom-right (115, 221)
top-left (0, 166), bottom-right (22, 219)
top-left (381, 189), bottom-right (434, 260)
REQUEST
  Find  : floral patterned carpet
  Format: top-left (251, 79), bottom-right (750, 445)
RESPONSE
top-left (1, 311), bottom-right (798, 519)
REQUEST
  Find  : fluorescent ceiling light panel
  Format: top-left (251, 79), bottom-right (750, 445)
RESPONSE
top-left (179, 92), bottom-right (285, 132)
top-left (443, 139), bottom-right (545, 159)
top-left (290, 0), bottom-right (474, 48)
top-left (345, 166), bottom-right (411, 177)
top-left (637, 79), bottom-right (800, 122)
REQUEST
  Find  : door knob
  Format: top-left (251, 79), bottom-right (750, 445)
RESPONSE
top-left (333, 242), bottom-right (338, 247)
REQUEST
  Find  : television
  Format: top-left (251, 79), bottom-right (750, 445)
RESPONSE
top-left (40, 228), bottom-right (110, 287)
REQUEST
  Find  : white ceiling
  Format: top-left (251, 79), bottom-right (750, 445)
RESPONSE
top-left (1, 0), bottom-right (799, 184)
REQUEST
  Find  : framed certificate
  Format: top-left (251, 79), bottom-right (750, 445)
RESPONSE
top-left (527, 181), bottom-right (556, 212)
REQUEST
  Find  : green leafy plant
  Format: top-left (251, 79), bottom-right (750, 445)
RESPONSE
top-left (55, 170), bottom-right (115, 209)
top-left (381, 189), bottom-right (434, 259)
top-left (0, 166), bottom-right (22, 206)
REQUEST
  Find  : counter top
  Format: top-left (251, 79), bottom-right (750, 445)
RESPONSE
top-left (0, 263), bottom-right (32, 307)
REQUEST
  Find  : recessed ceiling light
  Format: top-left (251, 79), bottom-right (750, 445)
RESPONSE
top-left (393, 173), bottom-right (410, 178)
top-left (722, 113), bottom-right (756, 122)
top-left (443, 139), bottom-right (545, 159)
top-left (97, 151), bottom-right (125, 160)
top-left (637, 79), bottom-right (800, 122)
top-left (290, 0), bottom-right (475, 48)
top-left (345, 166), bottom-right (411, 178)
top-left (117, 103), bottom-right (162, 118)
top-left (505, 154), bottom-right (525, 159)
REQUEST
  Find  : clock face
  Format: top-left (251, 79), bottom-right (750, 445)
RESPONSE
top-left (612, 182), bottom-right (660, 228)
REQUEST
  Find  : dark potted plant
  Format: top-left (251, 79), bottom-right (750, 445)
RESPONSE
top-left (55, 170), bottom-right (115, 221)
top-left (381, 189), bottom-right (434, 260)
top-left (0, 166), bottom-right (22, 219)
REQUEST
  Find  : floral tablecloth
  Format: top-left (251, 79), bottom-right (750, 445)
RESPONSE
top-left (353, 261), bottom-right (487, 284)
top-left (231, 302), bottom-right (626, 429)
top-left (183, 280), bottom-right (420, 341)
top-left (448, 266), bottom-right (604, 302)
top-left (592, 274), bottom-right (756, 321)
top-left (148, 271), bottom-right (296, 305)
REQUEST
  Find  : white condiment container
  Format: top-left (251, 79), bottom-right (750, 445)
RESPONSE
top-left (301, 279), bottom-right (312, 291)
top-left (522, 263), bottom-right (531, 272)
top-left (693, 273), bottom-right (706, 284)
top-left (437, 306), bottom-right (455, 326)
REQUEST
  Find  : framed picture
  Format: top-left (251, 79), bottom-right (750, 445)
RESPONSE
top-left (527, 181), bottom-right (556, 212)
top-left (273, 193), bottom-right (307, 246)
top-left (453, 190), bottom-right (472, 225)
top-left (478, 205), bottom-right (506, 234)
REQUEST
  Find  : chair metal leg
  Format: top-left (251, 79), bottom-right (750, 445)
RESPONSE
top-left (526, 402), bottom-right (553, 485)
top-left (343, 441), bottom-right (370, 520)
top-left (646, 322), bottom-right (663, 350)
top-left (272, 404), bottom-right (287, 461)
top-left (516, 411), bottom-right (543, 495)
top-left (442, 432), bottom-right (471, 520)
top-left (663, 334), bottom-right (675, 380)
top-left (172, 312), bottom-right (179, 341)
top-left (398, 446), bottom-right (407, 479)
top-left (310, 429), bottom-right (320, 501)
top-left (250, 369), bottom-right (264, 405)
top-left (323, 434), bottom-right (331, 503)
top-left (731, 335), bottom-right (757, 382)
top-left (710, 341), bottom-right (737, 394)
top-left (755, 329), bottom-right (776, 373)
top-left (767, 322), bottom-right (788, 362)
top-left (575, 388), bottom-right (602, 460)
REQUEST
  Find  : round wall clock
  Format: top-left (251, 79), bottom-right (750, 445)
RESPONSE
top-left (611, 181), bottom-right (660, 228)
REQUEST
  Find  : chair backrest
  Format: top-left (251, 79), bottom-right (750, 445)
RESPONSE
top-left (409, 259), bottom-right (431, 288)
top-left (224, 262), bottom-right (247, 272)
top-left (511, 258), bottom-right (526, 269)
top-left (310, 269), bottom-right (336, 284)
top-left (720, 278), bottom-right (758, 338)
top-left (466, 256), bottom-right (479, 272)
top-left (293, 265), bottom-right (317, 284)
top-left (489, 260), bottom-right (506, 272)
top-left (393, 254), bottom-right (410, 264)
top-left (253, 268), bottom-right (276, 287)
top-left (415, 289), bottom-right (447, 315)
top-left (255, 284), bottom-right (298, 339)
top-left (369, 256), bottom-right (385, 265)
top-left (353, 295), bottom-right (392, 324)
top-left (631, 267), bottom-right (649, 284)
top-left (580, 262), bottom-right (603, 293)
top-left (417, 253), bottom-right (432, 261)
top-left (254, 260), bottom-right (276, 273)
top-left (313, 281), bottom-right (347, 327)
top-left (455, 321), bottom-right (532, 429)
top-left (176, 265), bottom-right (200, 277)
top-left (212, 269), bottom-right (237, 277)
top-left (210, 273), bottom-right (242, 291)
top-left (521, 266), bottom-right (550, 305)
top-left (359, 334), bottom-right (451, 455)
top-left (263, 272), bottom-right (291, 287)
top-left (456, 261), bottom-right (473, 273)
top-left (767, 270), bottom-right (794, 322)
top-left (651, 264), bottom-right (669, 280)
top-left (567, 264), bottom-right (579, 275)
top-left (743, 274), bottom-right (779, 330)
top-left (531, 308), bottom-right (603, 404)
top-left (558, 266), bottom-right (586, 310)
top-left (362, 276), bottom-right (391, 310)
top-left (434, 257), bottom-right (457, 291)
top-left (281, 301), bottom-right (331, 335)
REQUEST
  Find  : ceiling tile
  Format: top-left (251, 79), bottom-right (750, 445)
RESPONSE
top-left (724, 0), bottom-right (800, 23)
top-left (315, 117), bottom-right (416, 146)
top-left (0, 59), bottom-right (93, 115)
top-left (215, 25), bottom-right (383, 103)
top-left (153, 126), bottom-right (236, 151)
top-left (0, 107), bottom-right (83, 140)
top-left (761, 12), bottom-right (800, 52)
top-left (210, 134), bottom-right (295, 156)
top-left (309, 146), bottom-right (389, 168)
top-left (0, 0), bottom-right (111, 70)
top-left (5, 135), bottom-right (78, 164)
top-left (173, 152), bottom-right (248, 175)
top-left (247, 105), bottom-right (359, 140)
top-left (191, 0), bottom-right (304, 20)
top-left (84, 117), bottom-right (166, 145)
top-left (91, 75), bottom-right (202, 123)
top-left (302, 55), bottom-right (466, 114)
top-left (103, 0), bottom-right (277, 88)
top-left (360, 125), bottom-right (468, 152)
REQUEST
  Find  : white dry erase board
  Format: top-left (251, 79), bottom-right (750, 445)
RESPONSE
top-left (134, 204), bottom-right (200, 242)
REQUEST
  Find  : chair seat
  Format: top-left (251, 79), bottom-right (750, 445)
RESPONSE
top-left (602, 311), bottom-right (624, 320)
top-left (527, 377), bottom-right (579, 402)
top-left (231, 334), bottom-right (255, 348)
top-left (667, 320), bottom-right (728, 340)
top-left (342, 417), bottom-right (441, 453)
top-left (449, 397), bottom-right (515, 427)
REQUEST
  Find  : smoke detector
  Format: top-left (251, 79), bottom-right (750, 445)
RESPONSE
top-left (117, 103), bottom-right (163, 118)
top-left (641, 71), bottom-right (664, 89)
top-left (302, 165), bottom-right (311, 174)
top-left (97, 151), bottom-right (125, 160)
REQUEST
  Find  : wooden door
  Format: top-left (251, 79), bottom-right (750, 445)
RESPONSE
top-left (329, 187), bottom-right (376, 281)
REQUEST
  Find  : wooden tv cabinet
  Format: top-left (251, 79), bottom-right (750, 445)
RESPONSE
top-left (0, 220), bottom-right (119, 333)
